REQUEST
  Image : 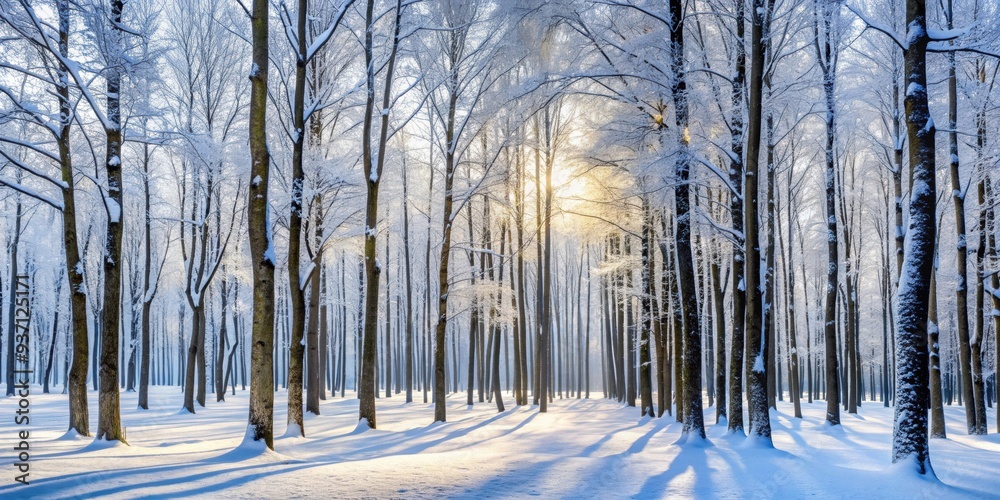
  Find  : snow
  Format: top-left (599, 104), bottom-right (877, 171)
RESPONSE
top-left (106, 197), bottom-right (121, 223)
top-left (906, 82), bottom-right (924, 98)
top-left (108, 155), bottom-right (121, 167)
top-left (252, 175), bottom-right (262, 187)
top-left (0, 177), bottom-right (65, 211)
top-left (905, 20), bottom-right (926, 48)
top-left (4, 387), bottom-right (996, 498)
top-left (927, 26), bottom-right (971, 41)
top-left (299, 261), bottom-right (316, 290)
top-left (920, 116), bottom-right (934, 135)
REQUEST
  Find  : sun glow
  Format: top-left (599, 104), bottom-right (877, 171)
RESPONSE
top-left (552, 164), bottom-right (590, 203)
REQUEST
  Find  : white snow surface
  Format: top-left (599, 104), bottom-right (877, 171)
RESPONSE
top-left (2, 386), bottom-right (997, 498)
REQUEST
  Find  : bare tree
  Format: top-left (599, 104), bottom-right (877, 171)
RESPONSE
top-left (246, 0), bottom-right (276, 450)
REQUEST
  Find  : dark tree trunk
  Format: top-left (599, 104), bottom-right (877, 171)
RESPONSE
top-left (814, 0), bottom-right (841, 426)
top-left (638, 198), bottom-right (655, 418)
top-left (246, 0), bottom-right (276, 450)
top-left (892, 0), bottom-right (935, 474)
top-left (670, 0), bottom-right (704, 440)
top-left (727, 0), bottom-right (747, 436)
top-left (96, 0), bottom-right (126, 444)
top-left (743, 0), bottom-right (772, 443)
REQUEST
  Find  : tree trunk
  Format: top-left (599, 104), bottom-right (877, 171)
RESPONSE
top-left (727, 0), bottom-right (747, 436)
top-left (743, 0), bottom-right (772, 443)
top-left (892, 0), bottom-right (934, 474)
top-left (307, 199), bottom-right (324, 414)
top-left (5, 201), bottom-right (21, 397)
top-left (943, 6), bottom-right (981, 433)
top-left (359, 0), bottom-right (403, 429)
top-left (782, 172), bottom-right (802, 419)
top-left (638, 197), bottom-right (655, 418)
top-left (52, 0), bottom-right (91, 437)
top-left (44, 272), bottom-right (64, 394)
top-left (138, 135), bottom-right (155, 410)
top-left (988, 187), bottom-right (1000, 434)
top-left (246, 0), bottom-right (276, 450)
top-left (669, 0), bottom-right (704, 440)
top-left (433, 28), bottom-right (462, 421)
top-left (814, 0), bottom-right (841, 427)
top-left (402, 153), bottom-right (415, 403)
top-left (928, 268), bottom-right (946, 438)
top-left (96, 0), bottom-right (126, 444)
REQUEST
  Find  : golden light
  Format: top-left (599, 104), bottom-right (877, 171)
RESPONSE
top-left (552, 163), bottom-right (590, 203)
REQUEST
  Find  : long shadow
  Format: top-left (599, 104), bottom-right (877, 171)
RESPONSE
top-left (391, 410), bottom-right (524, 456)
top-left (624, 421), bottom-right (667, 455)
top-left (634, 443), bottom-right (712, 497)
top-left (578, 422), bottom-right (647, 457)
top-left (303, 408), bottom-right (525, 461)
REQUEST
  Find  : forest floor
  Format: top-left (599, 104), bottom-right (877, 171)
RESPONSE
top-left (1, 386), bottom-right (998, 499)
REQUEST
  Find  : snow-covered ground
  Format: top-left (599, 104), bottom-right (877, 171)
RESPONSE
top-left (1, 386), bottom-right (997, 498)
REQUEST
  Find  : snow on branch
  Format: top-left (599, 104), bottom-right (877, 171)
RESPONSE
top-left (305, 0), bottom-right (356, 63)
top-left (0, 175), bottom-right (63, 210)
top-left (0, 147), bottom-right (67, 189)
top-left (843, 3), bottom-right (903, 50)
top-left (927, 25), bottom-right (972, 42)
top-left (0, 135), bottom-right (60, 163)
top-left (847, 1), bottom-right (1000, 58)
top-left (927, 43), bottom-right (1000, 59)
top-left (0, 82), bottom-right (60, 136)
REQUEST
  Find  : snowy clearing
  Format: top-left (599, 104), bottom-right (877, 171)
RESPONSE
top-left (2, 387), bottom-right (997, 499)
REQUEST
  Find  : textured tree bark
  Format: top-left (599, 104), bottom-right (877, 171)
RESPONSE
top-left (669, 0), bottom-right (704, 440)
top-left (284, 0), bottom-right (312, 437)
top-left (359, 0), bottom-right (402, 429)
top-left (246, 0), bottom-right (276, 450)
top-left (96, 0), bottom-right (126, 444)
top-left (892, 0), bottom-right (934, 474)
top-left (944, 4), bottom-right (981, 433)
top-left (433, 27), bottom-right (461, 421)
top-left (813, 0), bottom-right (841, 427)
top-left (50, 0), bottom-right (90, 437)
top-left (743, 0), bottom-right (772, 443)
top-left (638, 197), bottom-right (655, 418)
top-left (727, 0), bottom-right (747, 436)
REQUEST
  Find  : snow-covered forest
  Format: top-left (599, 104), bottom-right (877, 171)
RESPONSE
top-left (0, 0), bottom-right (999, 496)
